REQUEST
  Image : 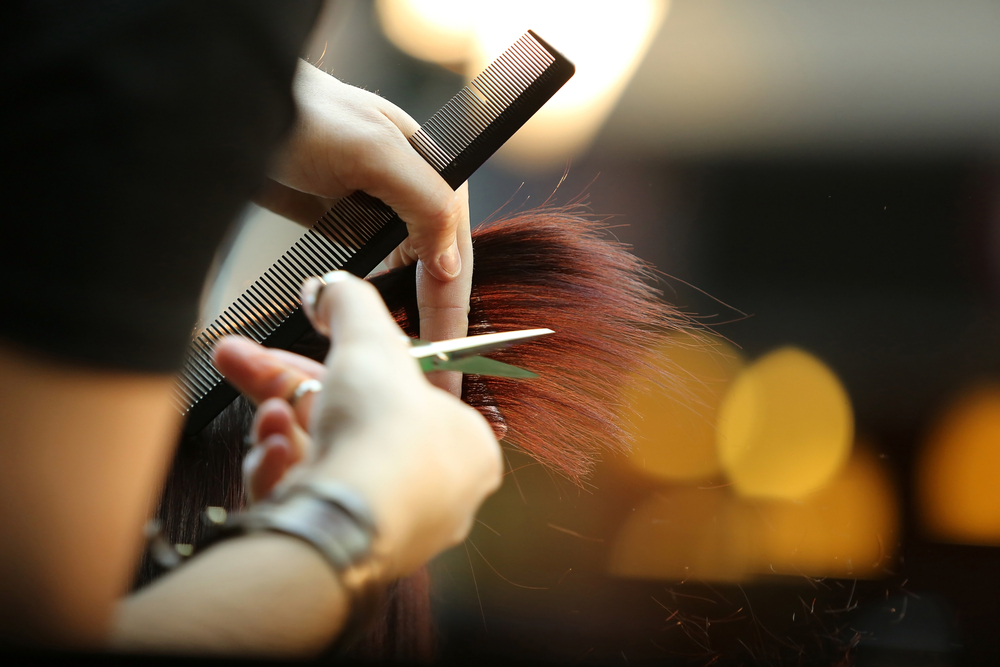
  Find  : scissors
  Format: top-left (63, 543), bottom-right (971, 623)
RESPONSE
top-left (409, 328), bottom-right (554, 378)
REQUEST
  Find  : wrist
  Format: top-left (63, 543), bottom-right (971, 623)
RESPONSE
top-left (115, 533), bottom-right (350, 657)
top-left (199, 482), bottom-right (388, 646)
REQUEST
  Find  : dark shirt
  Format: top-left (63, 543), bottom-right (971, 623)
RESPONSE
top-left (0, 0), bottom-right (322, 372)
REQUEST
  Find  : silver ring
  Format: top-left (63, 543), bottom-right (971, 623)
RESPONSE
top-left (312, 274), bottom-right (329, 311)
top-left (312, 271), bottom-right (347, 305)
top-left (290, 378), bottom-right (323, 405)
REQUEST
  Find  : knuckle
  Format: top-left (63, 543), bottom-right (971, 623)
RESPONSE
top-left (406, 201), bottom-right (459, 261)
top-left (424, 193), bottom-right (461, 235)
top-left (336, 126), bottom-right (399, 190)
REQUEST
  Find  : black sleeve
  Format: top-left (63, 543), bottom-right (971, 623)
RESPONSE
top-left (0, 0), bottom-right (322, 372)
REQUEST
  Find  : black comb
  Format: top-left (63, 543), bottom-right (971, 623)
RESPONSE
top-left (177, 30), bottom-right (575, 435)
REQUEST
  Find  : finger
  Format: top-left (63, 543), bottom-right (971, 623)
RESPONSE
top-left (354, 145), bottom-right (464, 283)
top-left (362, 97), bottom-right (464, 282)
top-left (384, 237), bottom-right (418, 270)
top-left (244, 399), bottom-right (311, 501)
top-left (300, 272), bottom-right (412, 360)
top-left (415, 183), bottom-right (473, 397)
top-left (253, 398), bottom-right (310, 463)
top-left (375, 99), bottom-right (420, 138)
top-left (251, 178), bottom-right (336, 227)
top-left (261, 349), bottom-right (326, 381)
top-left (286, 66), bottom-right (463, 281)
top-left (212, 337), bottom-right (320, 426)
top-left (243, 435), bottom-right (293, 503)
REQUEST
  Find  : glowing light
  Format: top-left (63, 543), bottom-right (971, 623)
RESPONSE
top-left (376, 0), bottom-right (476, 66)
top-left (751, 446), bottom-right (899, 578)
top-left (716, 347), bottom-right (853, 500)
top-left (376, 0), bottom-right (669, 167)
top-left (608, 446), bottom-right (897, 583)
top-left (617, 333), bottom-right (742, 481)
top-left (917, 384), bottom-right (1000, 545)
top-left (608, 486), bottom-right (751, 582)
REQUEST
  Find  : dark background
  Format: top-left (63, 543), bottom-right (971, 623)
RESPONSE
top-left (231, 2), bottom-right (1000, 664)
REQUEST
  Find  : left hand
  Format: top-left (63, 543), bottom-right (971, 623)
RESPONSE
top-left (254, 60), bottom-right (467, 281)
top-left (389, 181), bottom-right (472, 396)
top-left (254, 60), bottom-right (473, 396)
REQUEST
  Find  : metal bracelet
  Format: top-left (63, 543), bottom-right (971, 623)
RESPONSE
top-left (201, 483), bottom-right (385, 625)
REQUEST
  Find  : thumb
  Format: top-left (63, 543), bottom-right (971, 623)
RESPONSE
top-left (300, 271), bottom-right (415, 366)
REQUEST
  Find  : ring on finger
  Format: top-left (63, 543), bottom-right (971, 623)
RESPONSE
top-left (310, 273), bottom-right (329, 313)
top-left (307, 270), bottom-right (348, 312)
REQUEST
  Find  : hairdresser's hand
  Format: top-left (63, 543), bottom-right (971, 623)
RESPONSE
top-left (256, 62), bottom-right (474, 394)
top-left (213, 274), bottom-right (501, 579)
top-left (214, 206), bottom-right (474, 503)
top-left (255, 60), bottom-right (467, 283)
top-left (389, 182), bottom-right (472, 396)
top-left (211, 344), bottom-right (324, 502)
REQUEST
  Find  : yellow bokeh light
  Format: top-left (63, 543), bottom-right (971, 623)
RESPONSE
top-left (376, 0), bottom-right (669, 166)
top-left (750, 446), bottom-right (898, 578)
top-left (917, 384), bottom-right (1000, 545)
top-left (608, 446), bottom-right (897, 583)
top-left (618, 333), bottom-right (742, 481)
top-left (608, 485), bottom-right (752, 583)
top-left (716, 347), bottom-right (853, 500)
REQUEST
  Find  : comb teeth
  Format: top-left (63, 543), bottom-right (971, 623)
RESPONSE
top-left (172, 192), bottom-right (400, 411)
top-left (410, 33), bottom-right (556, 173)
top-left (176, 31), bottom-right (574, 432)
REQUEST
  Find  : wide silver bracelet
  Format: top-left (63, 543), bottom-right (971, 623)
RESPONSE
top-left (232, 481), bottom-right (379, 574)
top-left (200, 481), bottom-right (386, 639)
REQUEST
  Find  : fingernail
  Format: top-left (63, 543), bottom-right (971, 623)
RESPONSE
top-left (262, 432), bottom-right (291, 456)
top-left (301, 277), bottom-right (321, 315)
top-left (243, 445), bottom-right (265, 477)
top-left (304, 271), bottom-right (351, 312)
top-left (436, 241), bottom-right (461, 278)
top-left (320, 270), bottom-right (350, 285)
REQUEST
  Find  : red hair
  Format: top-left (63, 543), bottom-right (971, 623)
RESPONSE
top-left (140, 206), bottom-right (696, 661)
top-left (371, 205), bottom-right (693, 480)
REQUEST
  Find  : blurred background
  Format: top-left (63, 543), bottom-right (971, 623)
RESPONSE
top-left (206, 1), bottom-right (1000, 664)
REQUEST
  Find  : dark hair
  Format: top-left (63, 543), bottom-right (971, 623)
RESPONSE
top-left (136, 206), bottom-right (693, 661)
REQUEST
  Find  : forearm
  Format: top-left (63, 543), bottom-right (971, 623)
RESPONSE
top-left (110, 533), bottom-right (349, 657)
top-left (0, 345), bottom-right (180, 648)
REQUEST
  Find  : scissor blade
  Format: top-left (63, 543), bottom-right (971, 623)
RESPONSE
top-left (409, 328), bottom-right (554, 361)
top-left (419, 355), bottom-right (539, 378)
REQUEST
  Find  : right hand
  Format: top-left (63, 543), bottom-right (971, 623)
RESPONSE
top-left (213, 273), bottom-right (502, 580)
